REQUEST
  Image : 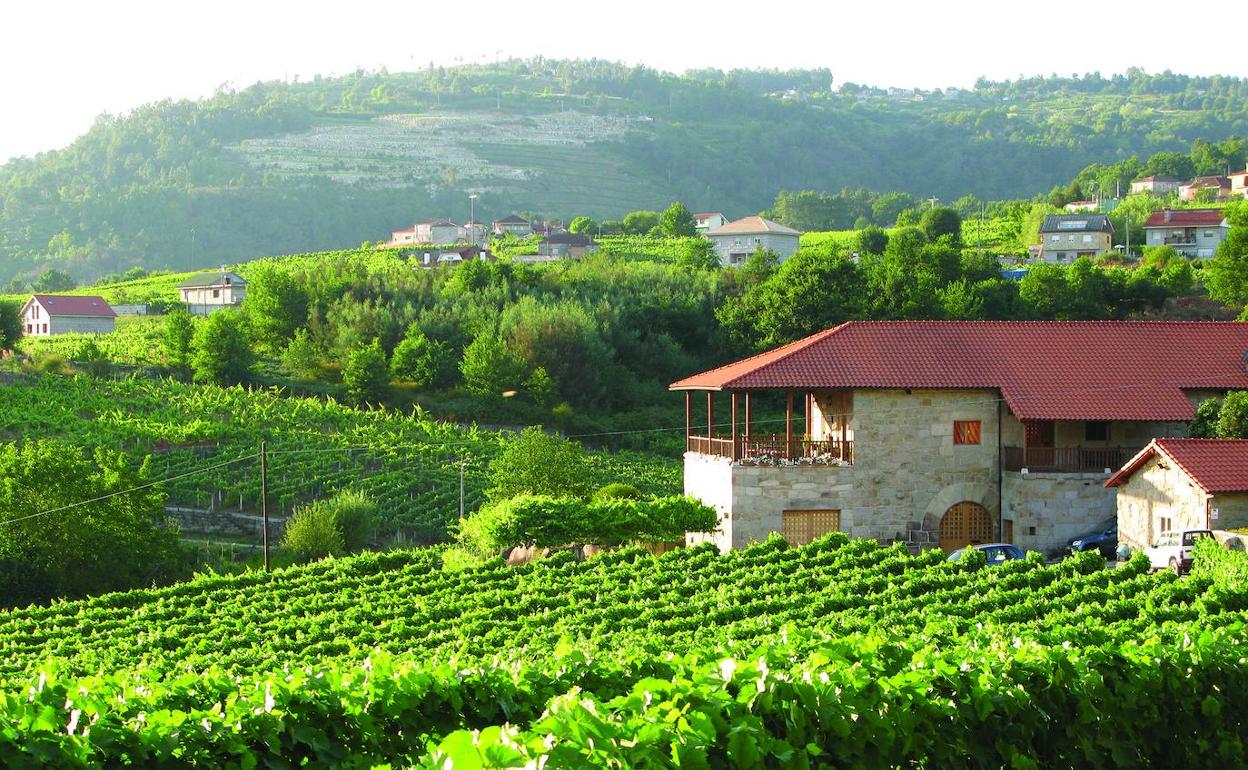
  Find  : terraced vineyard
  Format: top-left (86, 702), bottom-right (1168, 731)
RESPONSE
top-left (0, 376), bottom-right (680, 539)
top-left (0, 536), bottom-right (1246, 765)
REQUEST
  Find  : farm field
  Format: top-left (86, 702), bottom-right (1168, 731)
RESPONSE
top-left (0, 375), bottom-right (680, 540)
top-left (0, 536), bottom-right (1245, 765)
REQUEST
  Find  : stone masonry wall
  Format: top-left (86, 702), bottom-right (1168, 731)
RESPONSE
top-left (1003, 472), bottom-right (1116, 555)
top-left (1115, 455), bottom-right (1207, 551)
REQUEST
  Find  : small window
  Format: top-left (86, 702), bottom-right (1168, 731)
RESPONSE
top-left (1084, 421), bottom-right (1109, 442)
top-left (953, 420), bottom-right (981, 445)
top-left (1050, 235), bottom-right (1059, 242)
top-left (1082, 234), bottom-right (1092, 243)
top-left (212, 289), bottom-right (221, 298)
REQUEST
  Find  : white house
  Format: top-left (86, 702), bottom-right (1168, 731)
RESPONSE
top-left (389, 220), bottom-right (463, 246)
top-left (692, 212), bottom-right (728, 232)
top-left (1143, 209), bottom-right (1229, 259)
top-left (1130, 175), bottom-right (1182, 195)
top-left (21, 295), bottom-right (116, 336)
top-left (177, 269), bottom-right (248, 315)
top-left (703, 216), bottom-right (801, 266)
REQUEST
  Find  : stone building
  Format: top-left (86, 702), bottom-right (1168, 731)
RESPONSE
top-left (20, 295), bottom-right (116, 336)
top-left (672, 321), bottom-right (1248, 555)
top-left (1106, 438), bottom-right (1248, 551)
top-left (703, 216), bottom-right (801, 266)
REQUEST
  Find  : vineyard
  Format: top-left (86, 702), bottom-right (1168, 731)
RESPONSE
top-left (16, 315), bottom-right (173, 366)
top-left (0, 535), bottom-right (1245, 765)
top-left (0, 376), bottom-right (680, 540)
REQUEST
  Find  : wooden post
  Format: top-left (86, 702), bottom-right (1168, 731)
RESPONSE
top-left (839, 391), bottom-right (848, 461)
top-left (260, 440), bottom-right (270, 572)
top-left (731, 392), bottom-right (738, 459)
top-left (685, 391), bottom-right (691, 451)
top-left (804, 392), bottom-right (811, 442)
top-left (707, 391), bottom-right (714, 442)
top-left (785, 391), bottom-right (794, 459)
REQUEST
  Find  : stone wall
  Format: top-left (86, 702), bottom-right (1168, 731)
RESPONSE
top-left (167, 506), bottom-right (287, 539)
top-left (1003, 471), bottom-right (1116, 555)
top-left (1115, 454), bottom-right (1210, 551)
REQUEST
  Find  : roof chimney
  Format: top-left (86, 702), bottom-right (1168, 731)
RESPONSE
top-left (1163, 208), bottom-right (1172, 223)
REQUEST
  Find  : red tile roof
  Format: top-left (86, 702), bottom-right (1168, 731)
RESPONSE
top-left (1144, 209), bottom-right (1228, 228)
top-left (1183, 176), bottom-right (1230, 189)
top-left (27, 295), bottom-right (116, 318)
top-left (670, 321), bottom-right (1248, 421)
top-left (391, 227), bottom-right (416, 235)
top-left (1106, 438), bottom-right (1248, 493)
top-left (692, 212), bottom-right (724, 219)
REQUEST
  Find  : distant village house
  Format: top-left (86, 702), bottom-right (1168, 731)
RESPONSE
top-left (1179, 176), bottom-right (1231, 202)
top-left (178, 269), bottom-right (248, 316)
top-left (692, 212), bottom-right (728, 232)
top-left (492, 215), bottom-right (533, 237)
top-left (1037, 214), bottom-right (1114, 263)
top-left (536, 232), bottom-right (598, 259)
top-left (1143, 209), bottom-right (1229, 258)
top-left (1130, 175), bottom-right (1182, 195)
top-left (703, 216), bottom-right (801, 266)
top-left (21, 295), bottom-right (116, 336)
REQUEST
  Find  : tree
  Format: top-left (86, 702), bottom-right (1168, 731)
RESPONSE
top-left (622, 210), bottom-right (660, 235)
top-left (162, 308), bottom-right (195, 368)
top-left (919, 206), bottom-right (963, 248)
top-left (659, 201), bottom-right (697, 237)
top-left (675, 238), bottom-right (720, 270)
top-left (1143, 150), bottom-right (1196, 180)
top-left (459, 333), bottom-right (527, 397)
top-left (486, 427), bottom-right (594, 500)
top-left (342, 340), bottom-right (389, 405)
top-left (1188, 398), bottom-right (1221, 438)
top-left (190, 311), bottom-right (255, 385)
top-left (1217, 392), bottom-right (1248, 439)
top-left (854, 225), bottom-right (889, 256)
top-left (281, 491), bottom-right (375, 563)
top-left (281, 328), bottom-right (324, 380)
top-left (32, 268), bottom-right (75, 292)
top-left (0, 301), bottom-right (21, 352)
top-left (389, 328), bottom-right (446, 388)
top-left (0, 440), bottom-right (188, 606)
top-left (244, 263), bottom-right (309, 348)
top-left (1205, 202), bottom-right (1248, 307)
top-left (567, 216), bottom-right (596, 235)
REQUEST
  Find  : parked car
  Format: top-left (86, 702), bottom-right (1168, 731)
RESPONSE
top-left (947, 543), bottom-right (1025, 565)
top-left (1069, 524), bottom-right (1118, 558)
top-left (1142, 529), bottom-right (1213, 575)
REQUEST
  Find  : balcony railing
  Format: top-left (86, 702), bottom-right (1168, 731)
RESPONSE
top-left (1002, 446), bottom-right (1131, 473)
top-left (687, 434), bottom-right (854, 464)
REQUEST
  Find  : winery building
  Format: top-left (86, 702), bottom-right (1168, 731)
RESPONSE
top-left (671, 321), bottom-right (1248, 555)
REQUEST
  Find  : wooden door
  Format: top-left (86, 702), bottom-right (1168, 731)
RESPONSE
top-left (782, 509), bottom-right (841, 546)
top-left (939, 502), bottom-right (993, 552)
top-left (1023, 420), bottom-right (1056, 469)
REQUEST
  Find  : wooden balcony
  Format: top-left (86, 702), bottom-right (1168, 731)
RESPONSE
top-left (1002, 446), bottom-right (1131, 473)
top-left (687, 434), bottom-right (854, 464)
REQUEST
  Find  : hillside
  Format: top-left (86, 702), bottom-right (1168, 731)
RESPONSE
top-left (3, 62), bottom-right (1248, 282)
top-left (1, 536), bottom-right (1246, 765)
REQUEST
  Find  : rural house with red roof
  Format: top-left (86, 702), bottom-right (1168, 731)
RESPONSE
top-left (1106, 439), bottom-right (1248, 551)
top-left (1143, 208), bottom-right (1229, 258)
top-left (703, 216), bottom-right (801, 266)
top-left (692, 212), bottom-right (728, 232)
top-left (670, 321), bottom-right (1248, 555)
top-left (20, 295), bottom-right (116, 336)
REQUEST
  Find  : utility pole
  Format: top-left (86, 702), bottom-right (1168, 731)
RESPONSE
top-left (260, 441), bottom-right (270, 571)
top-left (468, 193), bottom-right (478, 249)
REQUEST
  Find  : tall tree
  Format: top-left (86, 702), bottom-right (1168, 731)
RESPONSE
top-left (659, 201), bottom-right (697, 237)
top-left (190, 311), bottom-right (255, 385)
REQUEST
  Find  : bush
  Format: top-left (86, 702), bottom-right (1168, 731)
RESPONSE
top-left (281, 491), bottom-right (376, 563)
top-left (191, 311), bottom-right (254, 385)
top-left (34, 353), bottom-right (73, 375)
top-left (457, 493), bottom-right (716, 555)
top-left (591, 483), bottom-right (642, 502)
top-left (487, 427), bottom-right (593, 500)
top-left (342, 341), bottom-right (389, 406)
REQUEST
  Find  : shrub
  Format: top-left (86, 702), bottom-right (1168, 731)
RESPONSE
top-left (34, 353), bottom-right (73, 375)
top-left (591, 483), bottom-right (642, 502)
top-left (342, 341), bottom-right (389, 406)
top-left (281, 491), bottom-right (376, 563)
top-left (487, 427), bottom-right (593, 500)
top-left (457, 494), bottom-right (716, 555)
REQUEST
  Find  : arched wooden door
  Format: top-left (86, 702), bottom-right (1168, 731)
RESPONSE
top-left (939, 501), bottom-right (993, 552)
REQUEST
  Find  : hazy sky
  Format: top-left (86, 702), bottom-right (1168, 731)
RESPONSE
top-left (4, 0), bottom-right (1247, 162)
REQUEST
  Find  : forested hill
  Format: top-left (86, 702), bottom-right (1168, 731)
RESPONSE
top-left (3, 61), bottom-right (1248, 282)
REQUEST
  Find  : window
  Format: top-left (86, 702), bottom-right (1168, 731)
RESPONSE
top-left (953, 420), bottom-right (981, 445)
top-left (754, 237), bottom-right (762, 245)
top-left (212, 289), bottom-right (220, 298)
top-left (42, 324), bottom-right (47, 333)
top-left (1082, 234), bottom-right (1092, 243)
top-left (782, 509), bottom-right (841, 546)
top-left (1159, 519), bottom-right (1173, 540)
top-left (1204, 231), bottom-right (1214, 238)
top-left (1050, 235), bottom-right (1059, 242)
top-left (1084, 421), bottom-right (1109, 442)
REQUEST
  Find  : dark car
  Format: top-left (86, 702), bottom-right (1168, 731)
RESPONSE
top-left (1069, 524), bottom-right (1118, 558)
top-left (947, 543), bottom-right (1025, 565)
